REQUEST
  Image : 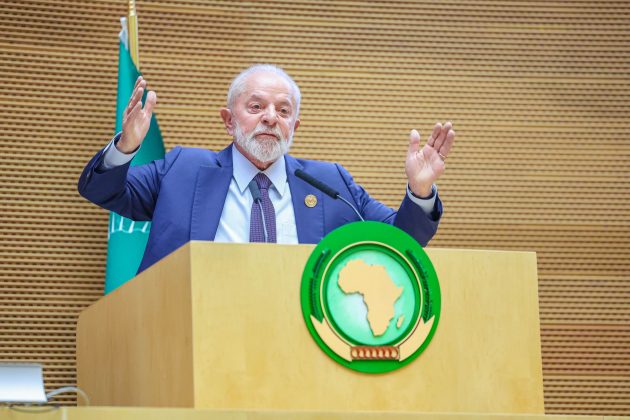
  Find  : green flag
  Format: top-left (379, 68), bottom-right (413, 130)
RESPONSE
top-left (105, 28), bottom-right (165, 294)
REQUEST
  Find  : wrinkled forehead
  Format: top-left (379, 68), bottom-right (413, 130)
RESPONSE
top-left (240, 71), bottom-right (296, 104)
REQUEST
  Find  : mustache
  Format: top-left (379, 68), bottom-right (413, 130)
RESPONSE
top-left (233, 120), bottom-right (293, 163)
top-left (251, 125), bottom-right (283, 141)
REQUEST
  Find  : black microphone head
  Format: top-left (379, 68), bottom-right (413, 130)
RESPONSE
top-left (294, 169), bottom-right (365, 222)
top-left (248, 179), bottom-right (262, 203)
top-left (294, 169), bottom-right (339, 199)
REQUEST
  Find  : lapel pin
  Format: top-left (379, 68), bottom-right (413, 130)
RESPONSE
top-left (304, 194), bottom-right (317, 208)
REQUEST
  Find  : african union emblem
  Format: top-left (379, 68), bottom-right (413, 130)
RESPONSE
top-left (301, 222), bottom-right (441, 373)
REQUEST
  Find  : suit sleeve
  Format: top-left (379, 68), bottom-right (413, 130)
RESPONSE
top-left (334, 164), bottom-right (442, 246)
top-left (78, 145), bottom-right (184, 221)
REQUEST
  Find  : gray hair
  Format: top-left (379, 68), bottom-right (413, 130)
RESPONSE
top-left (226, 64), bottom-right (301, 116)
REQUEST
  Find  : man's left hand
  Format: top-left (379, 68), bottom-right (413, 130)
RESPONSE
top-left (406, 121), bottom-right (455, 197)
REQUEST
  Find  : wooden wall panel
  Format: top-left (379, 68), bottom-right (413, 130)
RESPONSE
top-left (0, 0), bottom-right (628, 415)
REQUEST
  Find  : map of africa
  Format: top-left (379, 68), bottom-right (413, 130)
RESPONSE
top-left (338, 259), bottom-right (404, 336)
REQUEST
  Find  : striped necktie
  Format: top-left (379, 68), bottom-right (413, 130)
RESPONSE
top-left (249, 173), bottom-right (277, 243)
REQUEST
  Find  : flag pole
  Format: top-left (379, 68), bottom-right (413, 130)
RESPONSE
top-left (128, 0), bottom-right (140, 68)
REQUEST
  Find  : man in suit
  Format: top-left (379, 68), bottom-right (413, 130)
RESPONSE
top-left (78, 64), bottom-right (455, 274)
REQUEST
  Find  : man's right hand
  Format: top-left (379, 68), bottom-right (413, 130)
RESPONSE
top-left (118, 76), bottom-right (157, 154)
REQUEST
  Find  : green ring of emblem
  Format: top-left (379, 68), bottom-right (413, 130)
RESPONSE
top-left (300, 221), bottom-right (441, 374)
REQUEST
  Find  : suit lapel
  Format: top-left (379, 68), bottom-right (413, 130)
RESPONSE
top-left (190, 145), bottom-right (233, 241)
top-left (286, 155), bottom-right (324, 244)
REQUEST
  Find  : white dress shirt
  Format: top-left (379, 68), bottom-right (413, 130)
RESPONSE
top-left (213, 144), bottom-right (298, 244)
top-left (100, 136), bottom-right (437, 243)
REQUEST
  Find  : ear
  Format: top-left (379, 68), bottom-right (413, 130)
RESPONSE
top-left (220, 108), bottom-right (234, 136)
top-left (293, 118), bottom-right (300, 132)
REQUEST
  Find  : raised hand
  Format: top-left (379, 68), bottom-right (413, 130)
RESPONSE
top-left (118, 76), bottom-right (157, 153)
top-left (405, 122), bottom-right (455, 197)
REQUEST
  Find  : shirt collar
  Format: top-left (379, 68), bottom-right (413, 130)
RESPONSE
top-left (231, 143), bottom-right (288, 197)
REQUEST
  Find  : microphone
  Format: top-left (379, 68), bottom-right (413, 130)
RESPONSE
top-left (294, 169), bottom-right (364, 222)
top-left (294, 169), bottom-right (339, 199)
top-left (248, 179), bottom-right (268, 242)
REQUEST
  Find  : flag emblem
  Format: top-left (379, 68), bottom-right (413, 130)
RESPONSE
top-left (301, 222), bottom-right (441, 373)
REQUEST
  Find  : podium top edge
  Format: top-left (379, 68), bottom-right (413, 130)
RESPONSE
top-left (186, 241), bottom-right (537, 257)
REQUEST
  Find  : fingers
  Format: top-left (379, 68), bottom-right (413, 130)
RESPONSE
top-left (427, 121), bottom-right (455, 159)
top-left (144, 90), bottom-right (157, 117)
top-left (125, 100), bottom-right (142, 122)
top-left (407, 129), bottom-right (421, 155)
top-left (124, 78), bottom-right (146, 118)
top-left (411, 121), bottom-right (455, 159)
top-left (432, 121), bottom-right (452, 151)
top-left (124, 77), bottom-right (158, 125)
top-left (124, 87), bottom-right (143, 119)
top-left (427, 122), bottom-right (441, 147)
top-left (440, 128), bottom-right (455, 156)
top-left (129, 82), bottom-right (145, 109)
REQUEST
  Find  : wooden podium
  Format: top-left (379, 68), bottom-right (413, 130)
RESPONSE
top-left (76, 242), bottom-right (544, 413)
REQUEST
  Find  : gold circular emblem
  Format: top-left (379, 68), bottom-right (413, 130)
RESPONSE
top-left (304, 194), bottom-right (317, 208)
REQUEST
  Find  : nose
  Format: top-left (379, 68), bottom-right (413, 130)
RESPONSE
top-left (261, 104), bottom-right (278, 126)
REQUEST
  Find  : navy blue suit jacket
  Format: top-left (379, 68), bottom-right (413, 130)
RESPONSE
top-left (78, 144), bottom-right (442, 274)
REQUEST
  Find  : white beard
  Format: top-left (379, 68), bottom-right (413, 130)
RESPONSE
top-left (233, 121), bottom-right (293, 164)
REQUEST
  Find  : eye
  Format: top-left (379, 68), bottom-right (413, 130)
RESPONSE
top-left (279, 107), bottom-right (290, 116)
top-left (249, 103), bottom-right (261, 112)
